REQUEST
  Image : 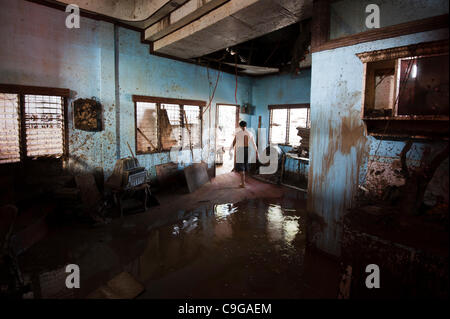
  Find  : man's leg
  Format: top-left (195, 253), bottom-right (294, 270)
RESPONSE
top-left (240, 171), bottom-right (245, 187)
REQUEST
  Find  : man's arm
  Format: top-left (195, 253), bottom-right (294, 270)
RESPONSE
top-left (229, 136), bottom-right (236, 158)
top-left (229, 137), bottom-right (236, 152)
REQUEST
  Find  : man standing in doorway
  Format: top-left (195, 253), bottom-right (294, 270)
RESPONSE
top-left (229, 121), bottom-right (258, 188)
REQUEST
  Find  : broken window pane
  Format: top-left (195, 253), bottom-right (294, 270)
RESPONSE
top-left (183, 105), bottom-right (201, 149)
top-left (136, 102), bottom-right (158, 153)
top-left (289, 108), bottom-right (310, 147)
top-left (374, 69), bottom-right (395, 113)
top-left (397, 54), bottom-right (449, 116)
top-left (0, 93), bottom-right (20, 164)
top-left (160, 103), bottom-right (182, 150)
top-left (24, 95), bottom-right (64, 158)
top-left (270, 108), bottom-right (287, 145)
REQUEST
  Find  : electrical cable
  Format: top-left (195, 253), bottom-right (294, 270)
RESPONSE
top-left (234, 55), bottom-right (238, 105)
top-left (202, 65), bottom-right (221, 116)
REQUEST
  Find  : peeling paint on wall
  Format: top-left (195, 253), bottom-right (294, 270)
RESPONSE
top-left (308, 28), bottom-right (449, 256)
top-left (0, 0), bottom-right (253, 180)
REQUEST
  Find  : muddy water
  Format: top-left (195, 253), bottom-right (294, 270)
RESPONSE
top-left (20, 198), bottom-right (339, 299)
top-left (129, 199), bottom-right (338, 299)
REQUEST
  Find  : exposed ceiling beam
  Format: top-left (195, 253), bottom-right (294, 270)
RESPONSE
top-left (152, 0), bottom-right (312, 59)
top-left (34, 0), bottom-right (190, 30)
top-left (145, 0), bottom-right (230, 42)
top-left (55, 0), bottom-right (170, 22)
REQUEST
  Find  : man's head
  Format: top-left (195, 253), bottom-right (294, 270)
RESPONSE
top-left (239, 120), bottom-right (247, 130)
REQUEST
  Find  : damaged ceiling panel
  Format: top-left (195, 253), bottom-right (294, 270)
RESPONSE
top-left (33, 0), bottom-right (312, 74)
top-left (41, 0), bottom-right (190, 29)
top-left (151, 0), bottom-right (313, 59)
top-left (54, 0), bottom-right (171, 21)
top-left (200, 19), bottom-right (312, 75)
top-left (223, 63), bottom-right (279, 75)
top-left (145, 0), bottom-right (230, 41)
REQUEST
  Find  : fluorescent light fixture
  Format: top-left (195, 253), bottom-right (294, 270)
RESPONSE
top-left (412, 64), bottom-right (417, 78)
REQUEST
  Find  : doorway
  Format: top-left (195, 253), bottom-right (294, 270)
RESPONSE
top-left (215, 104), bottom-right (239, 176)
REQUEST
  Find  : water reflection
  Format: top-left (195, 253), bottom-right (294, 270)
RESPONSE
top-left (214, 203), bottom-right (237, 220)
top-left (172, 216), bottom-right (199, 235)
top-left (25, 199), bottom-right (312, 299)
top-left (266, 204), bottom-right (301, 246)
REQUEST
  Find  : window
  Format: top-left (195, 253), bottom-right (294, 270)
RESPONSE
top-left (358, 40), bottom-right (449, 139)
top-left (269, 104), bottom-right (310, 147)
top-left (133, 96), bottom-right (205, 154)
top-left (24, 95), bottom-right (65, 157)
top-left (0, 85), bottom-right (68, 164)
top-left (0, 94), bottom-right (20, 164)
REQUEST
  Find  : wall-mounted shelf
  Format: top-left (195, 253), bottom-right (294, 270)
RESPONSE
top-left (357, 40), bottom-right (449, 140)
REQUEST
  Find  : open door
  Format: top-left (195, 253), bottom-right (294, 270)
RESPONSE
top-left (215, 104), bottom-right (239, 176)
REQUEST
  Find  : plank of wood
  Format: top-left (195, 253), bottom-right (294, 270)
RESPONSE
top-left (145, 0), bottom-right (229, 41)
top-left (184, 162), bottom-right (210, 193)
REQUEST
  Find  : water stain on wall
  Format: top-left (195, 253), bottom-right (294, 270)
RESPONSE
top-left (308, 80), bottom-right (370, 254)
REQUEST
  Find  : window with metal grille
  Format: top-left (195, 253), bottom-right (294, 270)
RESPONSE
top-left (136, 102), bottom-right (158, 153)
top-left (183, 105), bottom-right (201, 149)
top-left (269, 104), bottom-right (310, 147)
top-left (133, 96), bottom-right (205, 154)
top-left (161, 103), bottom-right (182, 150)
top-left (0, 94), bottom-right (21, 164)
top-left (24, 95), bottom-right (65, 157)
top-left (0, 85), bottom-right (67, 164)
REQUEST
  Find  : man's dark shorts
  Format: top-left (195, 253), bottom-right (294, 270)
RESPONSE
top-left (235, 146), bottom-right (249, 172)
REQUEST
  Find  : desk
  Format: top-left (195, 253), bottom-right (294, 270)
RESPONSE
top-left (280, 153), bottom-right (309, 192)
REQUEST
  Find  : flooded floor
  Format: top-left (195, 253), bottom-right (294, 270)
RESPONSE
top-left (138, 200), bottom-right (339, 299)
top-left (18, 175), bottom-right (340, 299)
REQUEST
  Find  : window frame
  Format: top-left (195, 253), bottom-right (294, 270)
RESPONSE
top-left (0, 84), bottom-right (69, 164)
top-left (268, 103), bottom-right (310, 147)
top-left (133, 95), bottom-right (205, 155)
top-left (357, 40), bottom-right (449, 139)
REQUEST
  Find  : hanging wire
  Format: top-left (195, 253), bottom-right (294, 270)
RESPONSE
top-left (202, 65), bottom-right (221, 116)
top-left (234, 54), bottom-right (238, 105)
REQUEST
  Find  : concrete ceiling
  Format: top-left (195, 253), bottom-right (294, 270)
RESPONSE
top-left (56, 0), bottom-right (171, 21)
top-left (151, 0), bottom-right (313, 59)
top-left (38, 0), bottom-right (312, 61)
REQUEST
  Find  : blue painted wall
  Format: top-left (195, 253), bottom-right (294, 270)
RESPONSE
top-left (250, 70), bottom-right (311, 174)
top-left (0, 0), bottom-right (253, 178)
top-left (250, 70), bottom-right (311, 137)
top-left (308, 28), bottom-right (449, 256)
top-left (0, 0), bottom-right (118, 176)
top-left (117, 28), bottom-right (252, 178)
